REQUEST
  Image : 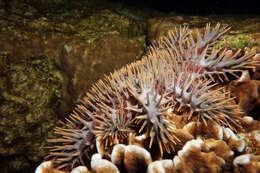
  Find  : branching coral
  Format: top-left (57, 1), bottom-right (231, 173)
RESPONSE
top-left (40, 23), bottom-right (259, 172)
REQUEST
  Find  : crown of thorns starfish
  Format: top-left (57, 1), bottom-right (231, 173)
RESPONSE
top-left (45, 23), bottom-right (259, 171)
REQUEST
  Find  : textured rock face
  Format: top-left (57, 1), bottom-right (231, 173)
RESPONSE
top-left (0, 5), bottom-right (146, 172)
top-left (0, 56), bottom-right (62, 173)
top-left (0, 33), bottom-right (144, 172)
top-left (59, 35), bottom-right (144, 115)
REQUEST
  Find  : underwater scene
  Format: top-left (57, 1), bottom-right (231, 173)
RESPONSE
top-left (0, 0), bottom-right (259, 172)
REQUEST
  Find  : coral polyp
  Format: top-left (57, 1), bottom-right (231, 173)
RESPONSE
top-left (45, 23), bottom-right (258, 171)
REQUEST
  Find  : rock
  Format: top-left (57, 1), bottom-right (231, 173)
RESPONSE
top-left (147, 18), bottom-right (180, 43)
top-left (0, 56), bottom-right (62, 172)
top-left (58, 34), bottom-right (144, 115)
top-left (0, 20), bottom-right (144, 173)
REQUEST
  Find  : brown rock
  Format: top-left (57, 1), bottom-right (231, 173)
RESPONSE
top-left (0, 32), bottom-right (68, 65)
top-left (0, 33), bottom-right (45, 62)
top-left (0, 31), bottom-right (144, 172)
top-left (147, 18), bottom-right (180, 43)
top-left (58, 34), bottom-right (144, 115)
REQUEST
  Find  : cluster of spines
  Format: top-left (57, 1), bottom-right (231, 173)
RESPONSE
top-left (152, 23), bottom-right (257, 81)
top-left (46, 23), bottom-right (258, 171)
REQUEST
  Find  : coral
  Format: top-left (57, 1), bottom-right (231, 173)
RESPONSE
top-left (172, 138), bottom-right (226, 173)
top-left (119, 145), bottom-right (152, 173)
top-left (91, 153), bottom-right (120, 173)
top-left (147, 159), bottom-right (173, 173)
top-left (228, 79), bottom-right (259, 113)
top-left (40, 23), bottom-right (259, 172)
top-left (35, 161), bottom-right (90, 173)
top-left (233, 154), bottom-right (260, 173)
top-left (36, 136), bottom-right (260, 173)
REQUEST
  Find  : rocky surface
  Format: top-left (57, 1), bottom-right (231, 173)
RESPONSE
top-left (0, 1), bottom-right (146, 172)
top-left (0, 55), bottom-right (62, 172)
top-left (0, 0), bottom-right (260, 173)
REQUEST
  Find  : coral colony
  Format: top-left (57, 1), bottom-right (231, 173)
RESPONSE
top-left (36, 23), bottom-right (260, 173)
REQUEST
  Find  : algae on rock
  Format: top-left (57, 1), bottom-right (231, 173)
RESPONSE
top-left (0, 56), bottom-right (63, 172)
